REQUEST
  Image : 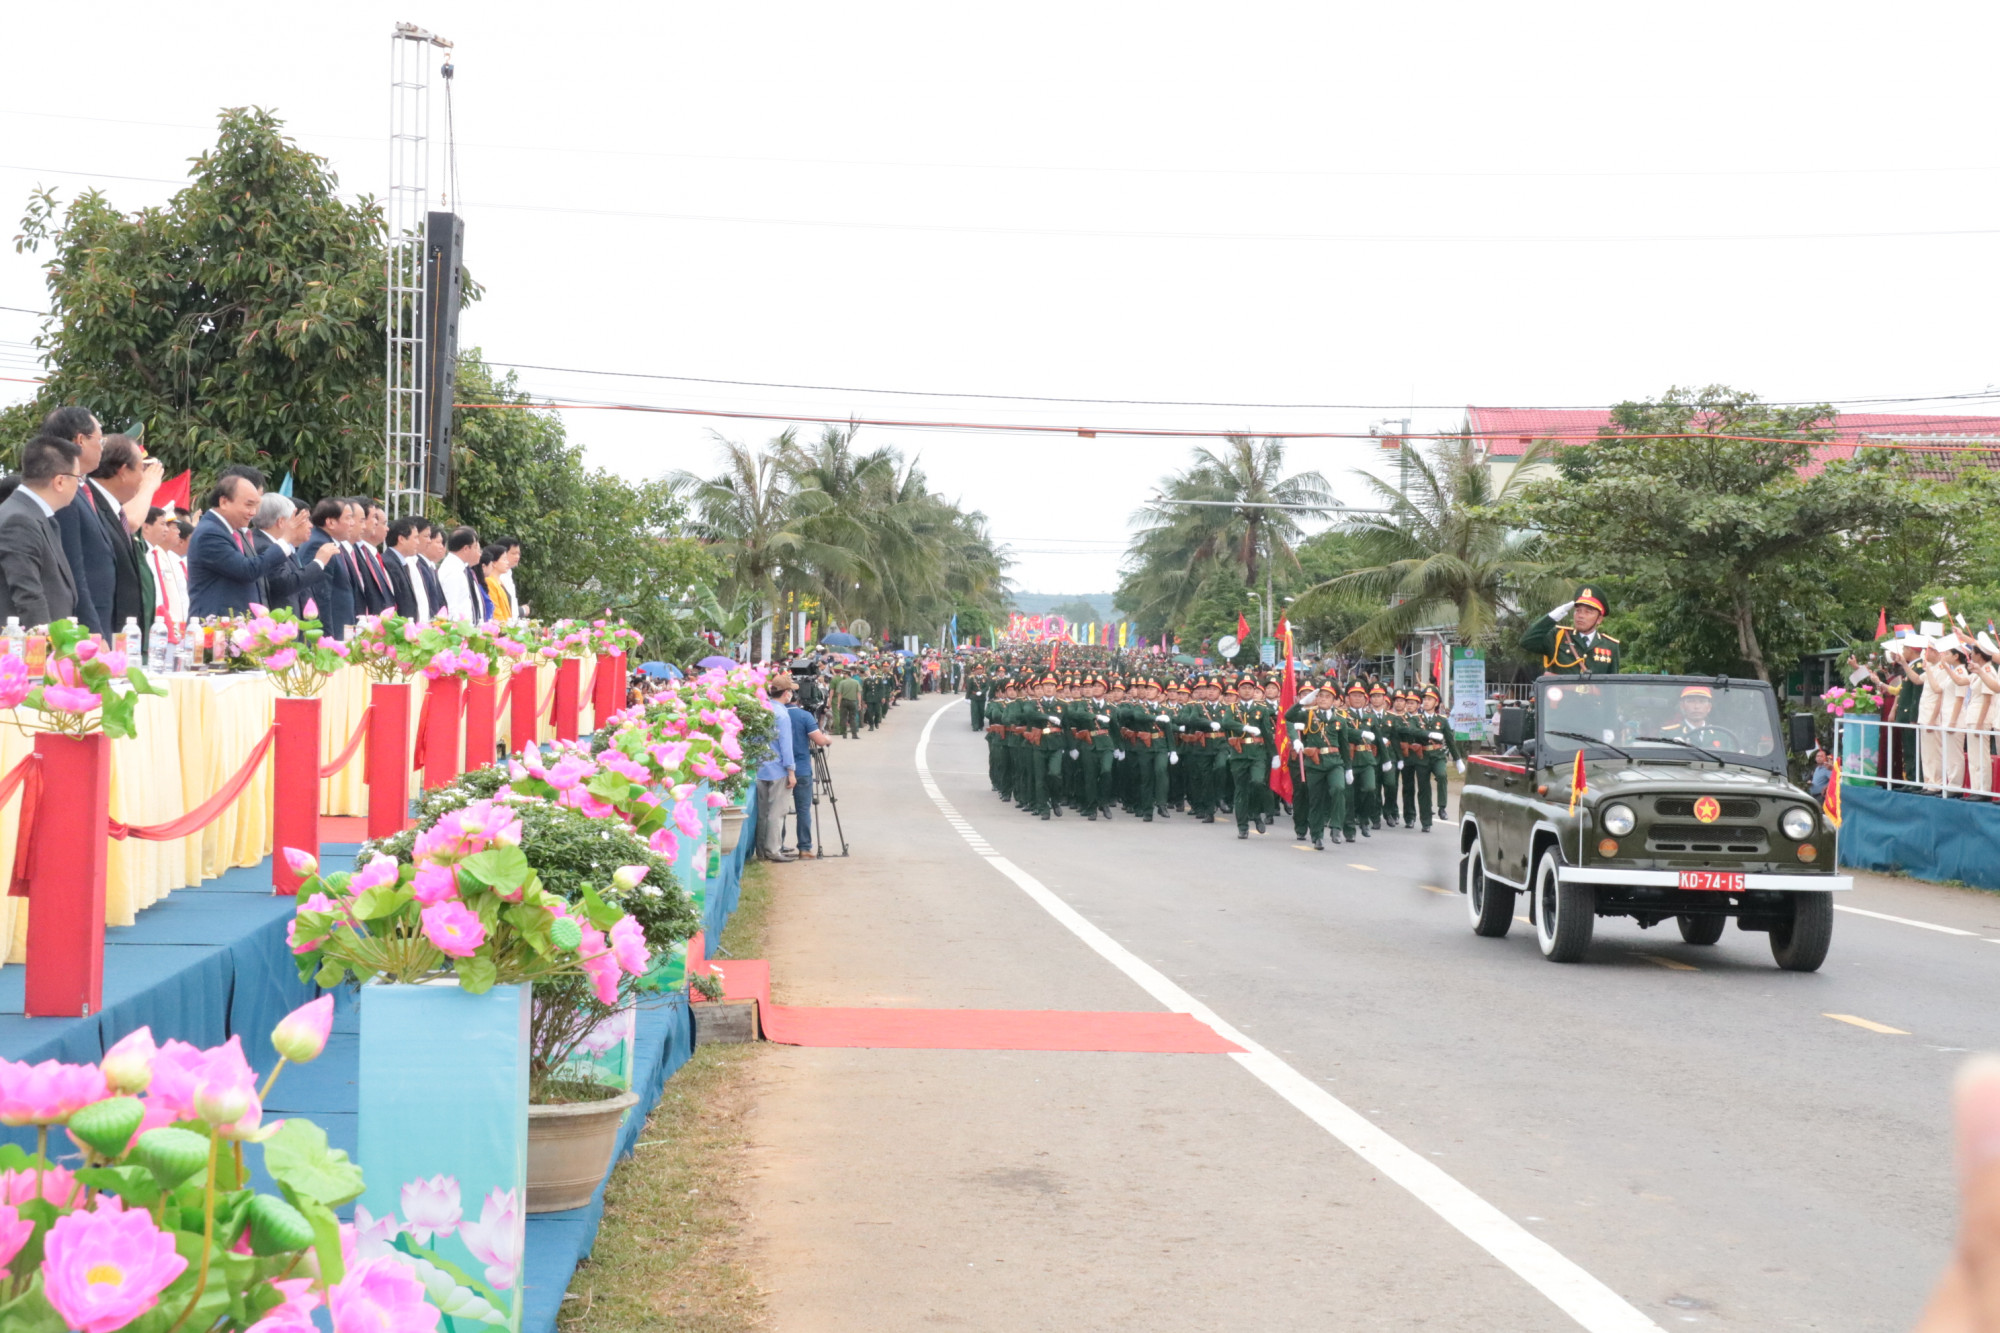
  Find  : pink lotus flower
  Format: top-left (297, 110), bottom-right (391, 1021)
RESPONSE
top-left (282, 847), bottom-right (318, 877)
top-left (100, 1027), bottom-right (158, 1095)
top-left (245, 1277), bottom-right (320, 1333)
top-left (704, 792), bottom-right (727, 809)
top-left (325, 639), bottom-right (350, 658)
top-left (272, 995), bottom-right (335, 1064)
top-left (578, 926), bottom-right (622, 1004)
top-left (421, 901), bottom-right (486, 958)
top-left (673, 799), bottom-right (702, 839)
top-left (42, 1194), bottom-right (188, 1333)
top-left (411, 862), bottom-right (459, 907)
top-left (348, 1205), bottom-right (404, 1262)
top-left (303, 598), bottom-right (319, 618)
top-left (41, 685), bottom-right (101, 713)
top-left (648, 828), bottom-right (679, 859)
top-left (0, 657), bottom-right (28, 711)
top-left (0, 1164), bottom-right (76, 1207)
top-left (72, 640), bottom-right (97, 662)
top-left (98, 650), bottom-right (128, 675)
top-left (328, 1254), bottom-right (440, 1333)
top-left (458, 1187), bottom-right (523, 1291)
top-left (0, 1058), bottom-right (109, 1125)
top-left (264, 647), bottom-right (299, 671)
top-left (143, 1036), bottom-right (254, 1129)
top-left (349, 854), bottom-right (400, 893)
top-left (0, 1204), bottom-right (30, 1279)
top-left (609, 916), bottom-right (650, 975)
top-left (399, 1174), bottom-right (461, 1244)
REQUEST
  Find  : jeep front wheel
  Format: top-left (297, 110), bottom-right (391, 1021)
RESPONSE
top-left (1676, 914), bottom-right (1725, 946)
top-left (1534, 853), bottom-right (1594, 963)
top-left (1463, 835), bottom-right (1514, 938)
top-left (1770, 892), bottom-right (1834, 972)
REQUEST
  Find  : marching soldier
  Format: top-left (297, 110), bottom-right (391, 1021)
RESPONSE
top-left (1368, 683), bottom-right (1400, 828)
top-left (1342, 681), bottom-right (1380, 838)
top-left (1289, 678), bottom-right (1351, 849)
top-left (1392, 689), bottom-right (1425, 829)
top-left (1222, 676), bottom-right (1278, 839)
top-left (1125, 678), bottom-right (1174, 821)
top-left (1176, 678), bottom-right (1221, 823)
top-left (1522, 585), bottom-right (1622, 676)
top-left (1066, 675), bottom-right (1118, 820)
top-left (1411, 684), bottom-right (1463, 832)
top-left (966, 665), bottom-right (987, 730)
top-left (986, 677), bottom-right (1015, 800)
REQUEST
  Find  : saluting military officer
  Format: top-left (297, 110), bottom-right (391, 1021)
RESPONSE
top-left (1521, 585), bottom-right (1623, 676)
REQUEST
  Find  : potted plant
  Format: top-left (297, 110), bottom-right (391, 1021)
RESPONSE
top-left (362, 782), bottom-right (699, 1211)
top-left (287, 799), bottom-right (656, 1296)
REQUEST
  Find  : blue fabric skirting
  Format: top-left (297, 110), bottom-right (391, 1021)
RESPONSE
top-left (1839, 783), bottom-right (2000, 891)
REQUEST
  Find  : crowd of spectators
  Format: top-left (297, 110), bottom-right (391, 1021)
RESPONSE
top-left (1850, 630), bottom-right (2000, 798)
top-left (0, 405), bottom-right (524, 652)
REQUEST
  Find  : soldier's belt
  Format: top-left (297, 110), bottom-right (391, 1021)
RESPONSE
top-left (1302, 746), bottom-right (1322, 761)
top-left (1227, 737), bottom-right (1245, 753)
top-left (1353, 743), bottom-right (1375, 757)
top-left (1181, 733), bottom-right (1206, 746)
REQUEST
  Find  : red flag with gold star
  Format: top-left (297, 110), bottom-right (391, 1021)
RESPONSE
top-left (1567, 746), bottom-right (1587, 814)
top-left (1270, 620), bottom-right (1296, 803)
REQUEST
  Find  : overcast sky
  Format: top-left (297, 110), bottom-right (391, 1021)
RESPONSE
top-left (4, 1), bottom-right (1996, 596)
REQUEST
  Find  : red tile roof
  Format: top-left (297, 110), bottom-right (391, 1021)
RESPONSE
top-left (1466, 406), bottom-right (2000, 478)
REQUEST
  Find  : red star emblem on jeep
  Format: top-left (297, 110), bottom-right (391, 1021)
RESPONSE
top-left (1693, 796), bottom-right (1721, 824)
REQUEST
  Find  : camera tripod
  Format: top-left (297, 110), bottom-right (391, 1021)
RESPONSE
top-left (781, 744), bottom-right (850, 858)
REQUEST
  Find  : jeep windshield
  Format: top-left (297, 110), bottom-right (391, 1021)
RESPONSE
top-left (1537, 678), bottom-right (1782, 771)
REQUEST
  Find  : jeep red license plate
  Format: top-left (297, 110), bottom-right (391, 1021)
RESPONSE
top-left (1679, 871), bottom-right (1744, 892)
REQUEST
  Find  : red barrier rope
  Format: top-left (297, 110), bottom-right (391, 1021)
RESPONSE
top-left (108, 728), bottom-right (275, 841)
top-left (0, 753), bottom-right (40, 898)
top-left (320, 708), bottom-right (372, 780)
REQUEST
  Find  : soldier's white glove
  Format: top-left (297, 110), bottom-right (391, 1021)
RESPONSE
top-left (1345, 770), bottom-right (1354, 785)
top-left (1243, 726), bottom-right (1260, 737)
top-left (1456, 759), bottom-right (1466, 774)
top-left (1429, 731), bottom-right (1444, 741)
top-left (1362, 730), bottom-right (1376, 741)
top-left (1209, 721), bottom-right (1220, 731)
top-left (1114, 749), bottom-right (1125, 760)
top-left (1271, 755), bottom-right (1282, 770)
top-left (1155, 713), bottom-right (1169, 723)
top-left (1069, 749), bottom-right (1079, 759)
top-left (1549, 600), bottom-right (1576, 621)
top-left (1169, 753), bottom-right (1179, 765)
top-left (1292, 721), bottom-right (1305, 733)
top-left (1096, 713), bottom-right (1109, 724)
top-left (1397, 760), bottom-right (1405, 771)
top-left (1047, 715), bottom-right (1061, 727)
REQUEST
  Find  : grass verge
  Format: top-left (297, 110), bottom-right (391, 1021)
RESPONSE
top-left (557, 861), bottom-right (774, 1332)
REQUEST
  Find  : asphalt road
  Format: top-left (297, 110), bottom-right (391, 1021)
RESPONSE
top-left (752, 696), bottom-right (1981, 1330)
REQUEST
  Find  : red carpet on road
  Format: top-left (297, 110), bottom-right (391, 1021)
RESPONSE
top-left (696, 958), bottom-right (1242, 1054)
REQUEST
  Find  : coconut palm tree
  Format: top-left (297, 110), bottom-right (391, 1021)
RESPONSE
top-left (1299, 432), bottom-right (1559, 649)
top-left (1119, 435), bottom-right (1334, 633)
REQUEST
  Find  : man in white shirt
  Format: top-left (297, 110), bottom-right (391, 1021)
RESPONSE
top-left (140, 506), bottom-right (189, 629)
top-left (437, 525), bottom-right (482, 623)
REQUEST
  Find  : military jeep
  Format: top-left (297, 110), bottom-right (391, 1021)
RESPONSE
top-left (1457, 674), bottom-right (1846, 970)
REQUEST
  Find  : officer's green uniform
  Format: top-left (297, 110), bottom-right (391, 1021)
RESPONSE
top-left (1289, 690), bottom-right (1350, 847)
top-left (1343, 687), bottom-right (1381, 836)
top-left (1221, 687), bottom-right (1277, 837)
top-left (967, 670), bottom-right (986, 729)
top-left (834, 673), bottom-right (863, 739)
top-left (986, 686), bottom-right (1013, 799)
top-left (1410, 692), bottom-right (1462, 832)
top-left (1393, 695), bottom-right (1424, 829)
top-left (1065, 691), bottom-right (1117, 819)
top-left (1175, 695), bottom-right (1221, 821)
top-left (1032, 688), bottom-right (1067, 818)
top-left (1127, 691), bottom-right (1173, 821)
top-left (1520, 585), bottom-right (1623, 677)
top-left (1367, 691), bottom-right (1399, 826)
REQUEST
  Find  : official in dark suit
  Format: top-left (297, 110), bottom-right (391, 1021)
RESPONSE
top-left (382, 515), bottom-right (441, 621)
top-left (0, 436), bottom-right (83, 627)
top-left (186, 475), bottom-right (293, 618)
top-left (86, 435), bottom-right (149, 633)
top-left (251, 494), bottom-right (335, 617)
top-left (301, 498), bottom-right (363, 639)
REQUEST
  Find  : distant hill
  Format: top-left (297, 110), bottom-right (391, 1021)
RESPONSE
top-left (1009, 592), bottom-right (1118, 622)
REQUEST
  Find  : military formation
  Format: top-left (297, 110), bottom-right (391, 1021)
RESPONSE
top-left (963, 657), bottom-right (1466, 847)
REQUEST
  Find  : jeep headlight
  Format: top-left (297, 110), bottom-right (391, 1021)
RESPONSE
top-left (1601, 803), bottom-right (1636, 837)
top-left (1781, 807), bottom-right (1816, 841)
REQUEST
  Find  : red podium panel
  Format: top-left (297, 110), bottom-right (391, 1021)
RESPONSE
top-left (272, 696), bottom-right (321, 896)
top-left (424, 676), bottom-right (463, 790)
top-left (367, 682), bottom-right (411, 840)
top-left (553, 658), bottom-right (580, 742)
top-left (464, 676), bottom-right (497, 773)
top-left (26, 733), bottom-right (107, 1017)
top-left (592, 652), bottom-right (624, 727)
top-left (509, 665), bottom-right (539, 756)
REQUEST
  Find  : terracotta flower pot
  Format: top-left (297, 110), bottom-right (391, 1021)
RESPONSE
top-left (526, 1089), bottom-right (640, 1213)
top-left (717, 805), bottom-right (748, 854)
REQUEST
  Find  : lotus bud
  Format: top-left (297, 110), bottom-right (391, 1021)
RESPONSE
top-left (67, 1096), bottom-right (145, 1159)
top-left (134, 1127), bottom-right (211, 1191)
top-left (281, 847), bottom-right (318, 878)
top-left (194, 1082), bottom-right (252, 1129)
top-left (611, 865), bottom-right (648, 892)
top-left (246, 1194), bottom-right (316, 1255)
top-left (270, 995), bottom-right (335, 1065)
top-left (100, 1027), bottom-right (157, 1094)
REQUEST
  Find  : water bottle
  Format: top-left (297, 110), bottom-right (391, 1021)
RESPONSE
top-left (148, 611), bottom-right (171, 673)
top-left (121, 617), bottom-right (143, 663)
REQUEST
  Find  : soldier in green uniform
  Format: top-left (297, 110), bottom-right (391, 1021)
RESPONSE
top-left (1657, 684), bottom-right (1741, 751)
top-left (1176, 678), bottom-right (1221, 823)
top-left (1222, 676), bottom-right (1277, 839)
top-left (1411, 684), bottom-right (1463, 832)
top-left (1341, 681), bottom-right (1379, 838)
top-left (1368, 683), bottom-right (1399, 828)
top-left (986, 678), bottom-right (1015, 800)
top-left (1162, 679), bottom-right (1193, 811)
top-left (966, 666), bottom-right (987, 730)
top-left (834, 669), bottom-right (863, 739)
top-left (1392, 690), bottom-right (1425, 829)
top-left (1521, 586), bottom-right (1622, 676)
top-left (1066, 675), bottom-right (1117, 820)
top-left (1289, 678), bottom-right (1351, 849)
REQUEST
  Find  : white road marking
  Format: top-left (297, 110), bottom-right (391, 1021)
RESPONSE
top-left (915, 702), bottom-right (1665, 1333)
top-left (1834, 905), bottom-right (1977, 937)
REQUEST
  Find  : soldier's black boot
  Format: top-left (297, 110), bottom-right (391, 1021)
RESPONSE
top-left (1311, 837), bottom-right (1324, 850)
top-left (1237, 826), bottom-right (1249, 840)
top-left (1359, 824), bottom-right (1370, 837)
top-left (1040, 808), bottom-right (1051, 821)
top-left (1086, 810), bottom-right (1097, 821)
